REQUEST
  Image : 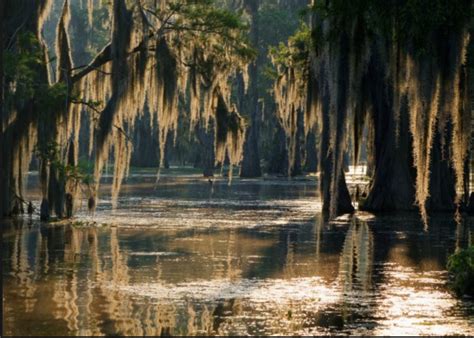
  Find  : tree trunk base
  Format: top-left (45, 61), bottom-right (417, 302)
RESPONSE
top-left (322, 169), bottom-right (355, 217)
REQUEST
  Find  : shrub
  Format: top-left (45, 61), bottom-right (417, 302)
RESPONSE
top-left (447, 246), bottom-right (474, 297)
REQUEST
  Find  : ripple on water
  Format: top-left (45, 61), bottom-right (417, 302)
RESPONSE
top-left (73, 196), bottom-right (322, 230)
top-left (3, 176), bottom-right (474, 336)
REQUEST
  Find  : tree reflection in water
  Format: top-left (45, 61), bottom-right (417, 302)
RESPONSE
top-left (2, 213), bottom-right (473, 336)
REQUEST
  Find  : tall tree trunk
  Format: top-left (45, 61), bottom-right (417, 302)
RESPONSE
top-left (196, 120), bottom-right (215, 177)
top-left (267, 123), bottom-right (288, 175)
top-left (40, 0), bottom-right (75, 220)
top-left (361, 49), bottom-right (416, 211)
top-left (0, 0), bottom-right (7, 217)
top-left (162, 132), bottom-right (173, 169)
top-left (131, 111), bottom-right (159, 167)
top-left (304, 129), bottom-right (318, 172)
top-left (321, 152), bottom-right (354, 216)
top-left (290, 107), bottom-right (305, 176)
top-left (361, 96), bottom-right (416, 211)
top-left (361, 45), bottom-right (459, 213)
top-left (240, 0), bottom-right (262, 178)
top-left (320, 91), bottom-right (354, 217)
top-left (426, 124), bottom-right (456, 211)
top-left (1, 1), bottom-right (48, 218)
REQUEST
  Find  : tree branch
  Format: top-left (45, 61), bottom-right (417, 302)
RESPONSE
top-left (70, 3), bottom-right (249, 83)
top-left (71, 99), bottom-right (133, 143)
top-left (71, 44), bottom-right (112, 83)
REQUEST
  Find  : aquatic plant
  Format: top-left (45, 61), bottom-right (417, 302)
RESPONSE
top-left (447, 246), bottom-right (474, 297)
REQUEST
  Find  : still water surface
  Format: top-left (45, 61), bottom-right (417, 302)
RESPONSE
top-left (3, 173), bottom-right (474, 335)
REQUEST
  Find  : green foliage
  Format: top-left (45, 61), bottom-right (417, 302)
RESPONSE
top-left (34, 142), bottom-right (93, 187)
top-left (311, 0), bottom-right (472, 55)
top-left (268, 22), bottom-right (311, 112)
top-left (259, 3), bottom-right (305, 47)
top-left (447, 246), bottom-right (474, 297)
top-left (4, 32), bottom-right (45, 105)
top-left (154, 0), bottom-right (256, 63)
top-left (258, 2), bottom-right (308, 81)
top-left (78, 158), bottom-right (95, 174)
top-left (269, 23), bottom-right (311, 70)
top-left (399, 0), bottom-right (471, 52)
top-left (37, 83), bottom-right (69, 113)
top-left (247, 0), bottom-right (309, 171)
top-left (4, 32), bottom-right (69, 114)
top-left (181, 1), bottom-right (245, 30)
top-left (76, 4), bottom-right (110, 64)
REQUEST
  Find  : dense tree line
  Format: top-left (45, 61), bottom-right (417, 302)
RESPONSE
top-left (1, 0), bottom-right (254, 218)
top-left (3, 0), bottom-right (471, 224)
top-left (273, 0), bottom-right (474, 220)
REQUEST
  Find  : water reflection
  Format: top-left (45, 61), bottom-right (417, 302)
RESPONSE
top-left (339, 219), bottom-right (374, 293)
top-left (3, 179), bottom-right (474, 336)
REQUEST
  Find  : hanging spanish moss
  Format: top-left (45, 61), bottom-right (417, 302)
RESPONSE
top-left (273, 0), bottom-right (473, 221)
top-left (215, 92), bottom-right (246, 182)
top-left (305, 4), bottom-right (364, 218)
top-left (1, 0), bottom-right (53, 217)
top-left (378, 6), bottom-right (470, 220)
top-left (65, 0), bottom-right (252, 208)
top-left (271, 25), bottom-right (311, 176)
top-left (2, 0), bottom-right (253, 217)
top-left (273, 68), bottom-right (306, 176)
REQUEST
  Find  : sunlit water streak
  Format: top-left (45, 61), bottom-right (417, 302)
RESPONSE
top-left (2, 173), bottom-right (474, 336)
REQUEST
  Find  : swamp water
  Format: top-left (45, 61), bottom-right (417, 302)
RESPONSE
top-left (2, 171), bottom-right (474, 335)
